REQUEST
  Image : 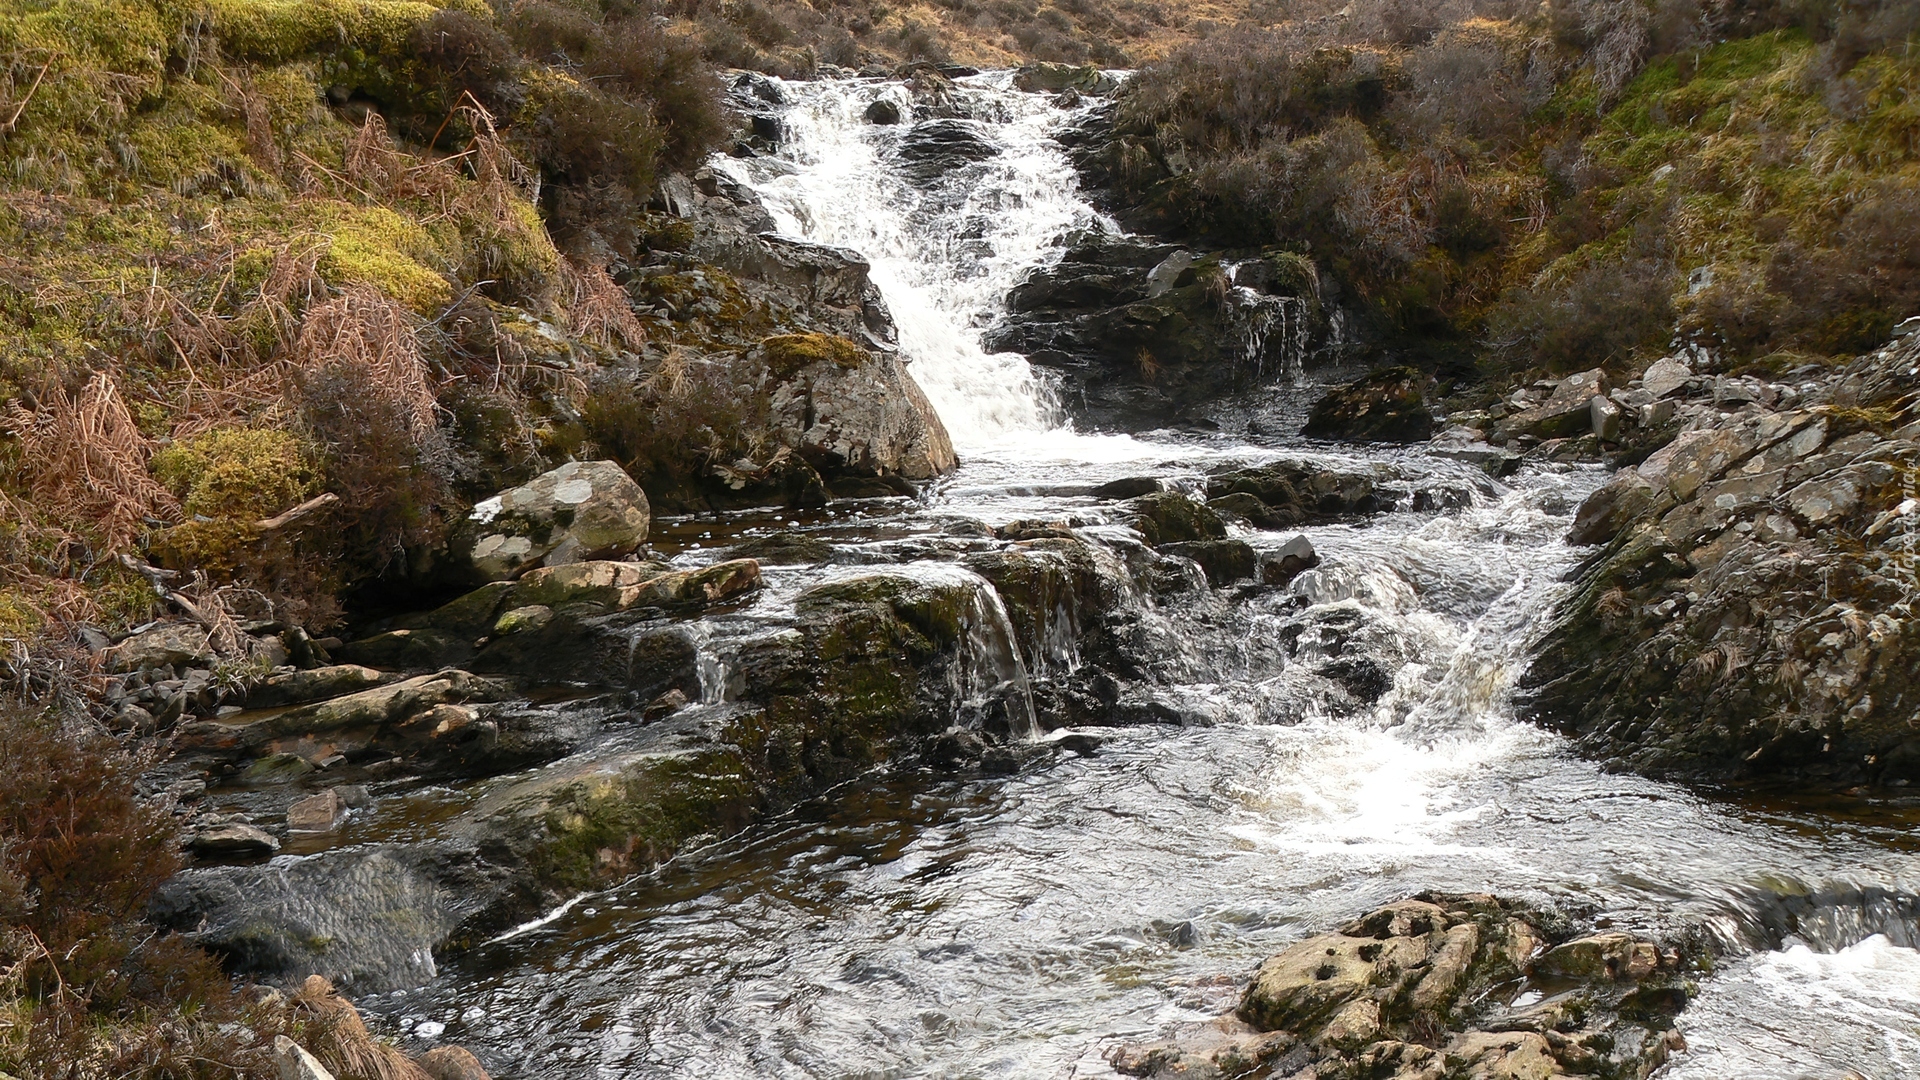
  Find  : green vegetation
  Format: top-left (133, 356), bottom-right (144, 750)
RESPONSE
top-left (1106, 0), bottom-right (1920, 378)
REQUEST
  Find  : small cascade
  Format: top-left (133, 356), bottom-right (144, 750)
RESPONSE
top-left (1224, 261), bottom-right (1309, 383)
top-left (715, 72), bottom-right (1107, 450)
top-left (955, 571), bottom-right (1040, 742)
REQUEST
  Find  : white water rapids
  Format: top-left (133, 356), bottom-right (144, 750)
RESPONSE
top-left (371, 73), bottom-right (1920, 1079)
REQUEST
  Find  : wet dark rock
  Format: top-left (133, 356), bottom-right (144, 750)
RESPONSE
top-left (987, 235), bottom-right (1295, 429)
top-left (1162, 539), bottom-right (1258, 587)
top-left (1317, 656), bottom-right (1391, 703)
top-left (1206, 491), bottom-right (1292, 529)
top-left (864, 98), bottom-right (901, 124)
top-left (1301, 365), bottom-right (1435, 443)
top-left (1260, 535), bottom-right (1320, 587)
top-left (1525, 334), bottom-right (1920, 785)
top-left (1090, 476), bottom-right (1163, 500)
top-left (730, 71), bottom-right (785, 106)
top-left (151, 846), bottom-right (470, 992)
top-left (1111, 894), bottom-right (1693, 1080)
top-left (894, 119), bottom-right (1001, 179)
top-left (1205, 461), bottom-right (1383, 525)
top-left (1127, 491), bottom-right (1227, 545)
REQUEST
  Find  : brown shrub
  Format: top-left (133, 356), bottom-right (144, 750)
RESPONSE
top-left (3, 372), bottom-right (180, 550)
top-left (587, 18), bottom-right (731, 171)
top-left (411, 8), bottom-right (520, 117)
top-left (296, 359), bottom-right (452, 579)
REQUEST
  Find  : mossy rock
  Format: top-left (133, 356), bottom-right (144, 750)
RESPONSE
top-left (1162, 539), bottom-right (1258, 586)
top-left (1302, 367), bottom-right (1435, 444)
top-left (762, 332), bottom-right (869, 379)
top-left (151, 426), bottom-right (319, 519)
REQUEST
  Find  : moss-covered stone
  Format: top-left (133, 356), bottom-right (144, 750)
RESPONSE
top-left (151, 426), bottom-right (318, 519)
top-left (761, 331), bottom-right (869, 379)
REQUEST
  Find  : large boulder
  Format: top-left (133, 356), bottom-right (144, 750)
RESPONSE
top-left (985, 236), bottom-right (1318, 429)
top-left (454, 461), bottom-right (651, 582)
top-left (1013, 62), bottom-right (1119, 95)
top-left (1524, 333), bottom-right (1920, 784)
top-left (759, 333), bottom-right (957, 482)
top-left (893, 118), bottom-right (1002, 180)
top-left (1301, 366), bottom-right (1435, 443)
top-left (1112, 894), bottom-right (1692, 1080)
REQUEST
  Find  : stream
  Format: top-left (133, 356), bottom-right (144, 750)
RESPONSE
top-left (367, 72), bottom-right (1920, 1079)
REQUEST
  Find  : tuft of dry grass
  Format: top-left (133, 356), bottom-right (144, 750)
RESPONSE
top-left (292, 975), bottom-right (431, 1080)
top-left (563, 257), bottom-right (647, 353)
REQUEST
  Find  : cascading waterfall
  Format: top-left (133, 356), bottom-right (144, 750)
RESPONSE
top-left (714, 73), bottom-right (1105, 450)
top-left (1224, 260), bottom-right (1309, 383)
top-left (368, 73), bottom-right (1920, 1080)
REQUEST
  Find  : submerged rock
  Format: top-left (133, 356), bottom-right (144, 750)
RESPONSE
top-left (1112, 893), bottom-right (1692, 1080)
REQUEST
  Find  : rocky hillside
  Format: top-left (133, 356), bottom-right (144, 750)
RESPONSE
top-left (1062, 0), bottom-right (1920, 384)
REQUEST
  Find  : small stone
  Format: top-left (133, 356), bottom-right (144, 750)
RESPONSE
top-left (1262, 535), bottom-right (1319, 587)
top-left (863, 98), bottom-right (901, 124)
top-left (644, 688), bottom-right (689, 720)
top-left (332, 784), bottom-right (374, 809)
top-left (104, 623), bottom-right (215, 673)
top-left (166, 777), bottom-right (208, 803)
top-left (492, 604), bottom-right (553, 636)
top-left (1590, 394), bottom-right (1623, 441)
top-left (1640, 398), bottom-right (1676, 428)
top-left (1641, 356), bottom-right (1691, 399)
top-left (190, 822), bottom-right (280, 858)
top-left (274, 1037), bottom-right (336, 1080)
top-left (112, 703), bottom-right (157, 733)
top-left (242, 753), bottom-right (315, 784)
top-left (286, 790), bottom-right (349, 834)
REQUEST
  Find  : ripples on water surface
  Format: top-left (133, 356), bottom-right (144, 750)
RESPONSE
top-left (369, 72), bottom-right (1920, 1079)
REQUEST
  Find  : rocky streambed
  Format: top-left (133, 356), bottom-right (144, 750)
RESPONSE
top-left (110, 68), bottom-right (1920, 1079)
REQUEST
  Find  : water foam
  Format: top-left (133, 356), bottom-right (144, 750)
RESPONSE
top-left (716, 73), bottom-right (1109, 454)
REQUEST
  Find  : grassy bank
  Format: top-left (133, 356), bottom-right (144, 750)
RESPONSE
top-left (1098, 0), bottom-right (1919, 380)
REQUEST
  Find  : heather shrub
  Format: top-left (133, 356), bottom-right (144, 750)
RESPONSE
top-left (586, 18), bottom-right (731, 171)
top-left (410, 8), bottom-right (521, 117)
top-left (296, 361), bottom-right (452, 579)
top-left (1484, 256), bottom-right (1676, 376)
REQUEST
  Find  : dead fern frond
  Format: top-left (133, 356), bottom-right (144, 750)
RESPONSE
top-left (563, 257), bottom-right (645, 352)
top-left (292, 286), bottom-right (439, 442)
top-left (4, 372), bottom-right (178, 549)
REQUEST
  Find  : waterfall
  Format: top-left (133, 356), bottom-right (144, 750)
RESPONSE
top-left (713, 73), bottom-right (1107, 451)
top-left (1225, 260), bottom-right (1309, 383)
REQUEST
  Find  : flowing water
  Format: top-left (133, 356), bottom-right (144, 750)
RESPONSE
top-left (370, 74), bottom-right (1920, 1078)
